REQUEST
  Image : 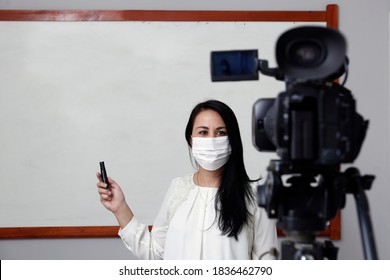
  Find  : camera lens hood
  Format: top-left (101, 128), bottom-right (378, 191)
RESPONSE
top-left (276, 26), bottom-right (347, 81)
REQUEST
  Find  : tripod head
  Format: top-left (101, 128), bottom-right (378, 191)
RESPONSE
top-left (257, 161), bottom-right (376, 259)
top-left (257, 160), bottom-right (342, 259)
top-left (257, 161), bottom-right (343, 233)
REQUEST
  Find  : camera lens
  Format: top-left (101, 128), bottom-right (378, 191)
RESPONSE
top-left (287, 40), bottom-right (325, 67)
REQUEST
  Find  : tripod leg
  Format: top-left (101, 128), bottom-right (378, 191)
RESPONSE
top-left (353, 186), bottom-right (378, 259)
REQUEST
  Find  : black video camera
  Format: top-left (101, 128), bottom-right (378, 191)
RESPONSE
top-left (211, 26), bottom-right (369, 234)
top-left (210, 26), bottom-right (379, 260)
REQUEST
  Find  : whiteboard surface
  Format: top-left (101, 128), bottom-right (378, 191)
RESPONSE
top-left (0, 21), bottom-right (323, 226)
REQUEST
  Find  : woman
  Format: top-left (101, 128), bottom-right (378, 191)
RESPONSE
top-left (96, 100), bottom-right (277, 259)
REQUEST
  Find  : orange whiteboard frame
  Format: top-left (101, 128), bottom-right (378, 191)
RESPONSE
top-left (0, 4), bottom-right (340, 240)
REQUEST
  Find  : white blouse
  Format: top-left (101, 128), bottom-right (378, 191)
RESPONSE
top-left (118, 173), bottom-right (278, 260)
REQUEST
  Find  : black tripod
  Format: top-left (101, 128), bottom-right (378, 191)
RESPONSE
top-left (257, 160), bottom-right (378, 260)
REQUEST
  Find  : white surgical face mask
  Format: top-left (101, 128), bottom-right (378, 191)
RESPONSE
top-left (191, 136), bottom-right (232, 171)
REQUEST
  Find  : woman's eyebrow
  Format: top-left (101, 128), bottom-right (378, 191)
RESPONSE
top-left (195, 126), bottom-right (209, 130)
top-left (195, 126), bottom-right (226, 130)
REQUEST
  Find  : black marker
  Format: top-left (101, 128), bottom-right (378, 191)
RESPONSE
top-left (99, 161), bottom-right (110, 190)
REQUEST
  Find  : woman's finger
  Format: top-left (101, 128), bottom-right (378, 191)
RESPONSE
top-left (100, 194), bottom-right (111, 201)
top-left (96, 172), bottom-right (103, 181)
top-left (98, 187), bottom-right (111, 196)
top-left (97, 181), bottom-right (108, 189)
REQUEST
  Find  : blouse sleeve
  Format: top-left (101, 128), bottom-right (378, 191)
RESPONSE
top-left (118, 178), bottom-right (179, 260)
top-left (251, 205), bottom-right (279, 260)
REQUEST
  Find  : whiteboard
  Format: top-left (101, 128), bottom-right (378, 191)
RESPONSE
top-left (0, 21), bottom-right (324, 227)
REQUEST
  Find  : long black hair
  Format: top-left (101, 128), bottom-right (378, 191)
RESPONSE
top-left (185, 100), bottom-right (255, 239)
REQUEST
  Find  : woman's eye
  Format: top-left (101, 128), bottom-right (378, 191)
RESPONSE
top-left (217, 131), bottom-right (227, 136)
top-left (199, 130), bottom-right (207, 135)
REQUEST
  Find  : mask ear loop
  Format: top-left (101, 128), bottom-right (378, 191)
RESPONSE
top-left (188, 136), bottom-right (199, 170)
top-left (188, 145), bottom-right (199, 170)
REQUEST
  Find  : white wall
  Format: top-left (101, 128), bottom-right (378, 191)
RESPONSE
top-left (0, 20), bottom-right (319, 228)
top-left (0, 0), bottom-right (389, 260)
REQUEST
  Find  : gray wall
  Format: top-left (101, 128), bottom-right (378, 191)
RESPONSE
top-left (0, 0), bottom-right (389, 260)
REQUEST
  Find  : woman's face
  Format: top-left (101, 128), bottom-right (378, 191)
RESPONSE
top-left (191, 109), bottom-right (227, 138)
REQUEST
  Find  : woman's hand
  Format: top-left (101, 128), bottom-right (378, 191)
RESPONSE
top-left (96, 173), bottom-right (134, 228)
top-left (96, 173), bottom-right (126, 213)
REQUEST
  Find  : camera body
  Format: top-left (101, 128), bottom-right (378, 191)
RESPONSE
top-left (253, 82), bottom-right (367, 166)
